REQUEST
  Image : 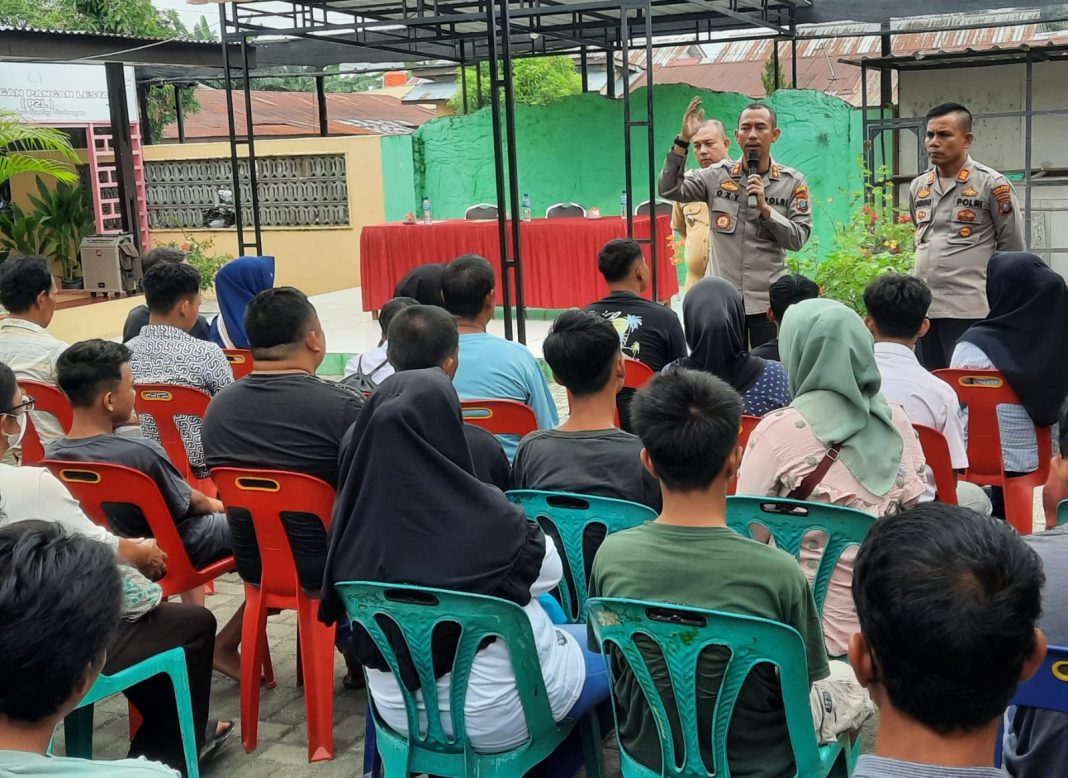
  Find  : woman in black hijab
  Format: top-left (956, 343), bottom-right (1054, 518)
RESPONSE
top-left (393, 263), bottom-right (445, 306)
top-left (952, 251), bottom-right (1068, 475)
top-left (666, 277), bottom-right (791, 415)
top-left (320, 368), bottom-right (606, 755)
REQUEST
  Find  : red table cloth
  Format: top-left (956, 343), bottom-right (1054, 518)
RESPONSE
top-left (359, 214), bottom-right (677, 312)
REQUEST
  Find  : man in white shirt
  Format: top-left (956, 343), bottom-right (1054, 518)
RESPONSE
top-left (341, 295), bottom-right (417, 392)
top-left (863, 274), bottom-right (991, 514)
top-left (0, 256), bottom-right (68, 447)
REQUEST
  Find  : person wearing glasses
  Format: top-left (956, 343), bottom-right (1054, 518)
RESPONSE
top-left (0, 360), bottom-right (233, 772)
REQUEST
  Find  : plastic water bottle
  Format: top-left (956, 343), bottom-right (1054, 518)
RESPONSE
top-left (422, 196), bottom-right (432, 224)
top-left (620, 189), bottom-right (628, 219)
top-left (521, 193), bottom-right (532, 222)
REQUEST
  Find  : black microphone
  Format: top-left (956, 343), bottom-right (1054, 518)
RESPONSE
top-left (747, 149), bottom-right (760, 209)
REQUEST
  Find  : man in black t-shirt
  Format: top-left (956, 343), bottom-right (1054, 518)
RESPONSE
top-left (584, 238), bottom-right (687, 429)
top-left (202, 288), bottom-right (364, 592)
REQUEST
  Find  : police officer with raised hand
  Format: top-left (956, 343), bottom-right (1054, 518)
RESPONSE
top-left (660, 97), bottom-right (812, 348)
top-left (909, 102), bottom-right (1023, 370)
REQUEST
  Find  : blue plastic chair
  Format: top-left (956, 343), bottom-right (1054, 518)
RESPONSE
top-left (726, 496), bottom-right (875, 618)
top-left (507, 489), bottom-right (657, 623)
top-left (587, 597), bottom-right (855, 778)
top-left (62, 646), bottom-right (199, 777)
top-left (997, 644), bottom-right (1068, 766)
top-left (333, 581), bottom-right (604, 778)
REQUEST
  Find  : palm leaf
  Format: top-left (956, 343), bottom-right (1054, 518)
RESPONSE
top-left (0, 155), bottom-right (79, 185)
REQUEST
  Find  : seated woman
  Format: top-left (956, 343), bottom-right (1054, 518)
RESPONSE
top-left (736, 299), bottom-right (927, 656)
top-left (665, 277), bottom-right (791, 415)
top-left (209, 256), bottom-right (275, 349)
top-left (951, 252), bottom-right (1068, 487)
top-left (320, 368), bottom-right (607, 759)
top-left (0, 362), bottom-right (231, 773)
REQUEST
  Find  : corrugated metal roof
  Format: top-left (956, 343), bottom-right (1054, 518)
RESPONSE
top-left (0, 23), bottom-right (215, 45)
top-left (161, 87), bottom-right (436, 140)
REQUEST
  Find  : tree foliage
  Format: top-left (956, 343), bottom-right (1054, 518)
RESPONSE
top-left (761, 54), bottom-right (783, 97)
top-left (449, 56), bottom-right (582, 114)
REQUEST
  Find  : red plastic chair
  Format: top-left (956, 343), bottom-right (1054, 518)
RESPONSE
top-left (460, 399), bottom-right (538, 437)
top-left (133, 383), bottom-right (215, 494)
top-left (223, 349), bottom-right (254, 379)
top-left (728, 415), bottom-right (763, 496)
top-left (913, 423), bottom-right (959, 505)
top-left (42, 460), bottom-right (235, 598)
top-left (934, 369), bottom-right (1051, 534)
top-left (16, 380), bottom-right (72, 465)
top-left (210, 468), bottom-right (337, 763)
top-left (614, 358), bottom-right (657, 427)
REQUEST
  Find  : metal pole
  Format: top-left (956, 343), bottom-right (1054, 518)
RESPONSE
top-left (485, 0), bottom-right (514, 341)
top-left (460, 45), bottom-right (469, 114)
top-left (219, 3), bottom-right (247, 253)
top-left (239, 24), bottom-right (264, 255)
top-left (475, 59), bottom-right (483, 110)
top-left (644, 0), bottom-right (658, 302)
top-left (174, 84), bottom-right (186, 144)
top-left (772, 37), bottom-right (780, 92)
top-left (580, 45), bottom-right (589, 92)
top-left (1024, 53), bottom-right (1034, 251)
top-left (316, 75), bottom-right (329, 136)
top-left (105, 62), bottom-right (141, 252)
top-left (860, 60), bottom-right (872, 198)
top-left (500, 0), bottom-right (526, 344)
top-left (137, 85), bottom-right (153, 146)
top-left (621, 6), bottom-right (633, 237)
top-left (791, 35), bottom-right (797, 88)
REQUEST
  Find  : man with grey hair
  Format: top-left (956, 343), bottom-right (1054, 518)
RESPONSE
top-left (671, 119), bottom-right (732, 292)
top-left (123, 247), bottom-right (212, 342)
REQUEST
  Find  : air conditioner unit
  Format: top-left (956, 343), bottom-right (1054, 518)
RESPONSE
top-left (79, 235), bottom-right (142, 296)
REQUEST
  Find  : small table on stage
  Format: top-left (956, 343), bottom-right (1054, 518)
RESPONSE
top-left (359, 214), bottom-right (677, 312)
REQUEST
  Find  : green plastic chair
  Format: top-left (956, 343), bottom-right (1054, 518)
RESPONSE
top-left (726, 496), bottom-right (875, 618)
top-left (61, 647), bottom-right (199, 777)
top-left (507, 489), bottom-right (657, 623)
top-left (333, 581), bottom-right (604, 778)
top-left (587, 597), bottom-right (855, 778)
top-left (1057, 499), bottom-right (1068, 527)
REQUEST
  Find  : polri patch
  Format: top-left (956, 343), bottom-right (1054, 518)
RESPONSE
top-left (962, 186), bottom-right (978, 197)
top-left (957, 209), bottom-right (976, 223)
top-left (715, 214), bottom-right (732, 230)
top-left (721, 179), bottom-right (740, 192)
top-left (959, 226), bottom-right (973, 238)
top-left (956, 169), bottom-right (971, 183)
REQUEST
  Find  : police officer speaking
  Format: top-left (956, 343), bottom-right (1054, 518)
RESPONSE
top-left (660, 98), bottom-right (812, 348)
top-left (909, 102), bottom-right (1024, 370)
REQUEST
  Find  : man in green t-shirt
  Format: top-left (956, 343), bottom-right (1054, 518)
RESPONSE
top-left (588, 369), bottom-right (830, 777)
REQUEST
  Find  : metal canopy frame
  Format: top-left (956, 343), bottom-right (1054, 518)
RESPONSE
top-left (216, 0), bottom-right (807, 341)
top-left (846, 43), bottom-right (1068, 263)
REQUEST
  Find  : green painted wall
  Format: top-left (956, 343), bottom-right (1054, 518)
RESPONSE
top-left (405, 85), bottom-right (864, 261)
top-left (381, 133), bottom-right (417, 222)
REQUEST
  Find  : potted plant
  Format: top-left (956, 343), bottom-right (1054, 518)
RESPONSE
top-left (166, 235), bottom-right (231, 294)
top-left (0, 206), bottom-right (51, 264)
top-left (26, 178), bottom-right (94, 287)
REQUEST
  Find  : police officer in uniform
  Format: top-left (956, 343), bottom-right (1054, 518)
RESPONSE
top-left (660, 98), bottom-right (812, 348)
top-left (670, 118), bottom-right (732, 294)
top-left (910, 102), bottom-right (1024, 370)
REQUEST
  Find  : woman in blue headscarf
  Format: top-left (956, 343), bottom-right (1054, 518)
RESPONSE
top-left (210, 256), bottom-right (275, 348)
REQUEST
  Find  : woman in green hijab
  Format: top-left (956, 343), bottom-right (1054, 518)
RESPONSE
top-left (736, 298), bottom-right (927, 656)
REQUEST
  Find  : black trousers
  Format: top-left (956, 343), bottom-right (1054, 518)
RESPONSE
top-left (916, 317), bottom-right (980, 371)
top-left (104, 602), bottom-right (217, 776)
top-left (745, 313), bottom-right (777, 351)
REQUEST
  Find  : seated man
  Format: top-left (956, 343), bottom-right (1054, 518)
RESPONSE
top-left (589, 370), bottom-right (851, 775)
top-left (864, 273), bottom-right (992, 515)
top-left (1005, 404), bottom-right (1068, 776)
top-left (0, 520), bottom-right (180, 776)
top-left (47, 340), bottom-right (231, 572)
top-left (123, 246), bottom-right (211, 343)
top-left (127, 262), bottom-right (233, 480)
top-left (342, 295), bottom-right (418, 392)
top-left (0, 255), bottom-right (68, 450)
top-left (750, 272), bottom-right (819, 362)
top-left (584, 238), bottom-right (686, 430)
top-left (513, 310), bottom-right (660, 511)
top-left (202, 287), bottom-right (364, 589)
top-left (850, 502), bottom-right (1046, 776)
top-left (383, 304), bottom-right (510, 491)
top-left (443, 254), bottom-right (558, 459)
